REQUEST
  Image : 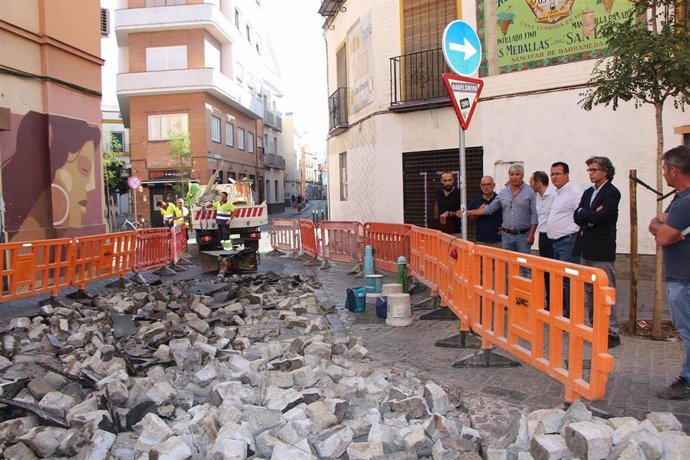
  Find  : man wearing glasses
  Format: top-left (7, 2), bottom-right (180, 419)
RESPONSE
top-left (574, 156), bottom-right (621, 349)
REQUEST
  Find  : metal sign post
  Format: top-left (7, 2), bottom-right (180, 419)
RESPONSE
top-left (128, 175), bottom-right (142, 226)
top-left (459, 127), bottom-right (467, 241)
top-left (442, 20), bottom-right (483, 240)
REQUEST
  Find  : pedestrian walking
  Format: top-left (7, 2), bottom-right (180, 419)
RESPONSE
top-left (649, 145), bottom-right (690, 399)
top-left (575, 156), bottom-right (621, 349)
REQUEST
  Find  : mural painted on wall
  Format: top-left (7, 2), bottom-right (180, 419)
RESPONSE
top-left (347, 12), bottom-right (375, 113)
top-left (0, 111), bottom-right (104, 242)
top-left (477, 0), bottom-right (634, 75)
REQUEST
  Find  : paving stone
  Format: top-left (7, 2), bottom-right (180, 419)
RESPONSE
top-left (368, 422), bottom-right (402, 454)
top-left (306, 400), bottom-right (337, 430)
top-left (423, 381), bottom-right (450, 416)
top-left (37, 391), bottom-right (78, 418)
top-left (390, 396), bottom-right (430, 421)
top-left (3, 442), bottom-right (38, 460)
top-left (243, 405), bottom-right (286, 435)
top-left (560, 401), bottom-right (591, 430)
top-left (530, 434), bottom-right (574, 460)
top-left (402, 423), bottom-right (433, 456)
top-left (528, 408), bottom-right (565, 436)
top-left (563, 421), bottom-right (613, 460)
top-left (423, 414), bottom-right (460, 442)
top-left (84, 429), bottom-right (117, 459)
top-left (0, 416), bottom-right (38, 444)
top-left (629, 429), bottom-right (663, 460)
top-left (657, 430), bottom-right (690, 458)
top-left (147, 381), bottom-right (176, 405)
top-left (646, 412), bottom-right (683, 432)
top-left (348, 441), bottom-right (385, 460)
top-left (311, 425), bottom-right (353, 459)
top-left (17, 426), bottom-right (66, 458)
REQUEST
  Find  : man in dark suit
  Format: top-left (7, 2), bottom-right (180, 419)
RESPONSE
top-left (574, 156), bottom-right (621, 348)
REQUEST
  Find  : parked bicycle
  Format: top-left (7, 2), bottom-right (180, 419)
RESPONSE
top-left (121, 215), bottom-right (151, 231)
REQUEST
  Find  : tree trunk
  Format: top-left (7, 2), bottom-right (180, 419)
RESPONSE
top-left (628, 169), bottom-right (638, 335)
top-left (651, 102), bottom-right (664, 340)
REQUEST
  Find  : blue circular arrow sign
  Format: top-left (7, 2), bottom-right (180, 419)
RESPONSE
top-left (442, 20), bottom-right (482, 77)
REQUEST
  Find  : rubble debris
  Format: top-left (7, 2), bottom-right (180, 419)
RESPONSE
top-left (0, 272), bottom-right (475, 458)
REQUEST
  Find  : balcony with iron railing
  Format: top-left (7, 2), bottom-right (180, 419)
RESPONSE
top-left (264, 110), bottom-right (282, 131)
top-left (263, 153), bottom-right (285, 170)
top-left (389, 47), bottom-right (451, 111)
top-left (328, 87), bottom-right (348, 135)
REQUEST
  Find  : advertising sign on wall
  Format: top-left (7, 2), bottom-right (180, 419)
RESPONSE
top-left (347, 12), bottom-right (374, 113)
top-left (478, 0), bottom-right (634, 75)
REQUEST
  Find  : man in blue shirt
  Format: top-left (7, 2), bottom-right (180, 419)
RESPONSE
top-left (466, 164), bottom-right (537, 254)
top-left (468, 176), bottom-right (502, 247)
top-left (649, 145), bottom-right (690, 399)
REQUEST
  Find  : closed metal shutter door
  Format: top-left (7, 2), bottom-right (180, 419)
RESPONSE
top-left (402, 147), bottom-right (483, 240)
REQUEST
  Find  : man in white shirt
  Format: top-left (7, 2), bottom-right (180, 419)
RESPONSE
top-left (546, 162), bottom-right (583, 317)
top-left (530, 171), bottom-right (555, 259)
top-left (530, 170), bottom-right (555, 308)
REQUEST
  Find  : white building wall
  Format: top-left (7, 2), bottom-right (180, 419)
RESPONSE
top-left (325, 0), bottom-right (688, 255)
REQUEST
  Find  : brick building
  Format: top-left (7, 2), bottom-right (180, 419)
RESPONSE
top-left (115, 0), bottom-right (286, 225)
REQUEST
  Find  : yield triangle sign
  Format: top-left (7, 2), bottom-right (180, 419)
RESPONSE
top-left (442, 73), bottom-right (483, 130)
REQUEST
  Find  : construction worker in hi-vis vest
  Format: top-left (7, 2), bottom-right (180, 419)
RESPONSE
top-left (157, 200), bottom-right (177, 228)
top-left (206, 191), bottom-right (235, 243)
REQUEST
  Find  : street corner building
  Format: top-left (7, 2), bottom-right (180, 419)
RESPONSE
top-left (0, 0), bottom-right (106, 242)
top-left (320, 0), bottom-right (689, 257)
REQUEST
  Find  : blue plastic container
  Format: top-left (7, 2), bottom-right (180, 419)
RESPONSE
top-left (376, 296), bottom-right (388, 319)
top-left (346, 287), bottom-right (367, 312)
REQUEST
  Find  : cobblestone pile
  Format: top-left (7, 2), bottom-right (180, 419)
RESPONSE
top-left (488, 400), bottom-right (690, 460)
top-left (0, 273), bottom-right (480, 459)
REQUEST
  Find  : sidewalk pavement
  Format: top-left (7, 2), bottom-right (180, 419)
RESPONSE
top-left (1, 246), bottom-right (687, 443)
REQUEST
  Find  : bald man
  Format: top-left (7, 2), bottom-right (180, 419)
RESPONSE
top-left (468, 175), bottom-right (502, 247)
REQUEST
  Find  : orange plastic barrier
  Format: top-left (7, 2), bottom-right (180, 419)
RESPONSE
top-left (298, 219), bottom-right (319, 258)
top-left (134, 228), bottom-right (171, 273)
top-left (0, 238), bottom-right (74, 301)
top-left (170, 224), bottom-right (188, 264)
top-left (436, 233), bottom-right (474, 332)
top-left (71, 232), bottom-right (136, 290)
top-left (318, 221), bottom-right (363, 264)
top-left (409, 226), bottom-right (441, 293)
top-left (363, 222), bottom-right (411, 273)
top-left (469, 245), bottom-right (615, 401)
top-left (269, 218), bottom-right (301, 255)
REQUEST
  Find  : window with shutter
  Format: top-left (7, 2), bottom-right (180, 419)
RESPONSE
top-left (100, 8), bottom-right (109, 37)
top-left (401, 0), bottom-right (457, 101)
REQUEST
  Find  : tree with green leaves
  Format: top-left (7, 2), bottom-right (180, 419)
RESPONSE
top-left (581, 0), bottom-right (690, 339)
top-left (103, 136), bottom-right (128, 232)
top-left (169, 130), bottom-right (192, 201)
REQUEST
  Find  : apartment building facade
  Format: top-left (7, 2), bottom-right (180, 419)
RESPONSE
top-left (321, 0), bottom-right (689, 255)
top-left (0, 0), bottom-right (105, 243)
top-left (115, 0), bottom-right (285, 225)
top-left (281, 113), bottom-right (302, 204)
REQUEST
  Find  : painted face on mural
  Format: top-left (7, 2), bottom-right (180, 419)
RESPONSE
top-left (52, 140), bottom-right (96, 226)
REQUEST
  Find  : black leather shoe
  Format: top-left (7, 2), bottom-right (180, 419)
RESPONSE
top-left (657, 377), bottom-right (690, 400)
top-left (608, 334), bottom-right (621, 349)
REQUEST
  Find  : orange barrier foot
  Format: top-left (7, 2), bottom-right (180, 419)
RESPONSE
top-left (453, 349), bottom-right (521, 368)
